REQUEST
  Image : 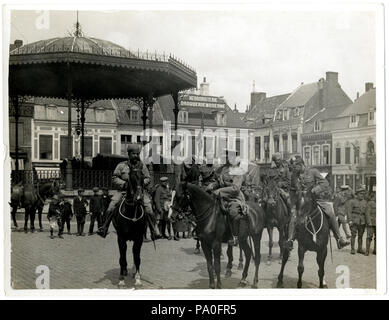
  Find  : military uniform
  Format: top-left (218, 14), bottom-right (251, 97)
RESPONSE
top-left (365, 193), bottom-right (376, 255)
top-left (47, 196), bottom-right (63, 239)
top-left (347, 189), bottom-right (369, 254)
top-left (59, 195), bottom-right (73, 234)
top-left (334, 186), bottom-right (353, 239)
top-left (73, 191), bottom-right (88, 236)
top-left (97, 144), bottom-right (153, 238)
top-left (154, 177), bottom-right (173, 239)
top-left (199, 164), bottom-right (216, 188)
top-left (89, 188), bottom-right (103, 235)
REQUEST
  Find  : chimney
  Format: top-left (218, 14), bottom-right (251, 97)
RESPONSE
top-left (200, 77), bottom-right (210, 96)
top-left (326, 71), bottom-right (338, 84)
top-left (356, 92), bottom-right (360, 101)
top-left (250, 92), bottom-right (266, 110)
top-left (365, 82), bottom-right (374, 92)
top-left (9, 39), bottom-right (23, 51)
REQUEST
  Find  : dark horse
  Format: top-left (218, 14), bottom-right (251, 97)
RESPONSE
top-left (262, 178), bottom-right (290, 265)
top-left (276, 190), bottom-right (329, 288)
top-left (173, 182), bottom-right (265, 289)
top-left (10, 181), bottom-right (57, 232)
top-left (111, 169), bottom-right (146, 287)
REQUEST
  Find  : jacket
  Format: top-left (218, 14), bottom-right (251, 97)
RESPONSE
top-left (89, 195), bottom-right (103, 213)
top-left (112, 160), bottom-right (150, 190)
top-left (73, 196), bottom-right (88, 216)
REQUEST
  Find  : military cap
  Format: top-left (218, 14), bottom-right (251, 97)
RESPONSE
top-left (160, 177), bottom-right (168, 182)
top-left (102, 187), bottom-right (109, 191)
top-left (92, 187), bottom-right (99, 192)
top-left (127, 143), bottom-right (141, 153)
top-left (272, 152), bottom-right (282, 161)
top-left (340, 185), bottom-right (349, 190)
top-left (290, 154), bottom-right (304, 165)
top-left (356, 187), bottom-right (366, 194)
top-left (77, 188), bottom-right (84, 193)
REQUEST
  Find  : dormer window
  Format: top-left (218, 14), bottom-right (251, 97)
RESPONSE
top-left (276, 110), bottom-right (282, 121)
top-left (283, 109), bottom-right (289, 121)
top-left (216, 111), bottom-right (226, 126)
top-left (95, 108), bottom-right (105, 122)
top-left (368, 108), bottom-right (376, 125)
top-left (178, 110), bottom-right (188, 124)
top-left (349, 115), bottom-right (359, 128)
top-left (314, 120), bottom-right (322, 132)
top-left (129, 105), bottom-right (140, 121)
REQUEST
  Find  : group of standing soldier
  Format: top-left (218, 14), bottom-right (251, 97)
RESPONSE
top-left (334, 185), bottom-right (376, 255)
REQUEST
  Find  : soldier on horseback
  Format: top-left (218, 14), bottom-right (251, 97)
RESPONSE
top-left (267, 152), bottom-right (292, 215)
top-left (205, 149), bottom-right (246, 246)
top-left (286, 156), bottom-right (350, 250)
top-left (97, 144), bottom-right (154, 238)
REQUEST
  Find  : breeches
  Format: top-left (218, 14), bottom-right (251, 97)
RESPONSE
top-left (107, 192), bottom-right (153, 214)
top-left (350, 224), bottom-right (365, 239)
top-left (366, 226), bottom-right (376, 240)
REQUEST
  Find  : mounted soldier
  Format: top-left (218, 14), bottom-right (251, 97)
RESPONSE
top-left (287, 156), bottom-right (350, 250)
top-left (205, 149), bottom-right (246, 246)
top-left (199, 162), bottom-right (217, 189)
top-left (97, 144), bottom-right (154, 238)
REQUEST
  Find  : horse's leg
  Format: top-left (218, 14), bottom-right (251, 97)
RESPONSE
top-left (38, 207), bottom-right (43, 230)
top-left (267, 226), bottom-right (273, 265)
top-left (239, 237), bottom-right (251, 287)
top-left (237, 246), bottom-right (244, 270)
top-left (117, 237), bottom-right (128, 286)
top-left (194, 239), bottom-right (201, 254)
top-left (317, 246), bottom-right (328, 288)
top-left (201, 241), bottom-right (215, 289)
top-left (30, 208), bottom-right (36, 232)
top-left (278, 226), bottom-right (284, 263)
top-left (225, 244), bottom-right (233, 278)
top-left (252, 231), bottom-right (263, 288)
top-left (132, 239), bottom-right (143, 286)
top-left (23, 208), bottom-right (29, 232)
top-left (212, 241), bottom-right (222, 289)
top-left (11, 206), bottom-right (18, 228)
top-left (277, 228), bottom-right (290, 288)
top-left (297, 244), bottom-right (305, 288)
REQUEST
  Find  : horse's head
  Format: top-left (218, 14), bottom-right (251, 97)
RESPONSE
top-left (265, 179), bottom-right (279, 209)
top-left (172, 182), bottom-right (190, 214)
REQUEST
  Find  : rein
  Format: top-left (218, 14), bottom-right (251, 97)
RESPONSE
top-left (185, 190), bottom-right (216, 225)
top-left (118, 198), bottom-right (144, 222)
top-left (304, 202), bottom-right (324, 244)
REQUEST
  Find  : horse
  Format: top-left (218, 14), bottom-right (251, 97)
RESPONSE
top-left (262, 177), bottom-right (291, 266)
top-left (277, 190), bottom-right (330, 288)
top-left (111, 168), bottom-right (146, 287)
top-left (173, 182), bottom-right (265, 289)
top-left (10, 181), bottom-right (57, 232)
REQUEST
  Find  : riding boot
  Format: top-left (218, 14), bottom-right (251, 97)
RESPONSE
top-left (167, 222), bottom-right (172, 240)
top-left (365, 239), bottom-right (371, 256)
top-left (97, 209), bottom-right (114, 238)
top-left (357, 237), bottom-right (365, 254)
top-left (161, 220), bottom-right (168, 239)
top-left (350, 236), bottom-right (356, 254)
top-left (286, 214), bottom-right (297, 250)
top-left (327, 211), bottom-right (350, 249)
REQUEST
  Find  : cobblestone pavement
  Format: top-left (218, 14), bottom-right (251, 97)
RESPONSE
top-left (10, 218), bottom-right (376, 290)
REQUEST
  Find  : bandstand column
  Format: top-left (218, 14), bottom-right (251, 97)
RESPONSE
top-left (65, 63), bottom-right (73, 191)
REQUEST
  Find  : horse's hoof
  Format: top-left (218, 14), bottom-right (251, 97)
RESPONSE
top-left (216, 282), bottom-right (222, 289)
top-left (194, 248), bottom-right (201, 254)
top-left (297, 282), bottom-right (302, 289)
top-left (251, 282), bottom-right (258, 289)
top-left (121, 269), bottom-right (128, 277)
top-left (135, 279), bottom-right (143, 286)
top-left (118, 279), bottom-right (125, 287)
top-left (266, 260), bottom-right (271, 266)
top-left (277, 281), bottom-right (284, 288)
top-left (225, 269), bottom-right (232, 278)
top-left (237, 263), bottom-right (243, 270)
top-left (209, 283), bottom-right (215, 289)
top-left (239, 280), bottom-right (248, 287)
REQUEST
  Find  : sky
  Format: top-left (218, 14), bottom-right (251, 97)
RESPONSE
top-left (9, 9), bottom-right (377, 112)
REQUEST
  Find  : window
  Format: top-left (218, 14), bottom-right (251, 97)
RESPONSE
top-left (84, 136), bottom-right (93, 157)
top-left (9, 122), bottom-right (24, 148)
top-left (100, 137), bottom-right (112, 154)
top-left (60, 136), bottom-right (73, 160)
top-left (312, 146), bottom-right (320, 165)
top-left (274, 136), bottom-right (280, 153)
top-left (282, 134), bottom-right (288, 153)
top-left (314, 120), bottom-right (321, 132)
top-left (264, 136), bottom-right (270, 162)
top-left (283, 110), bottom-right (289, 121)
top-left (217, 136), bottom-right (228, 158)
top-left (322, 145), bottom-right (330, 165)
top-left (293, 107), bottom-right (301, 117)
top-left (216, 112), bottom-right (226, 126)
top-left (354, 145), bottom-right (360, 164)
top-left (350, 115), bottom-right (358, 128)
top-left (276, 110), bottom-right (282, 121)
top-left (303, 146), bottom-right (311, 165)
top-left (345, 146), bottom-right (351, 164)
top-left (292, 134), bottom-right (298, 153)
top-left (121, 135), bottom-right (132, 155)
top-left (39, 135), bottom-right (53, 160)
top-left (178, 110), bottom-right (188, 124)
top-left (236, 138), bottom-right (242, 156)
top-left (369, 111), bottom-right (375, 120)
top-left (336, 147), bottom-right (341, 164)
top-left (255, 136), bottom-right (261, 160)
top-left (129, 106), bottom-right (139, 121)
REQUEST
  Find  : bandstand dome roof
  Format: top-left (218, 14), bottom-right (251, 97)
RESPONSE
top-left (9, 33), bottom-right (197, 100)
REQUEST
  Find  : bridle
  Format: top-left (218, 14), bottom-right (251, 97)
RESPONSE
top-left (119, 197), bottom-right (144, 222)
